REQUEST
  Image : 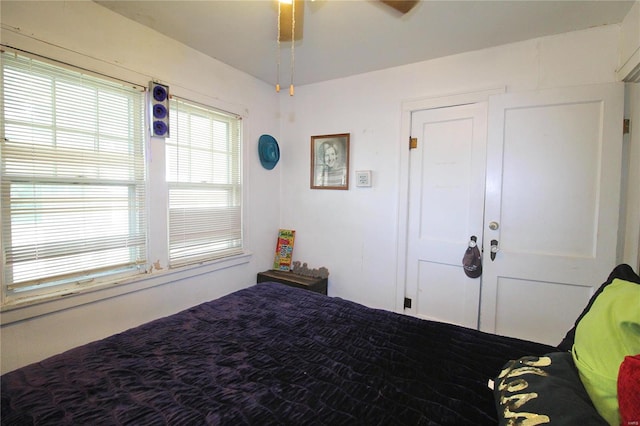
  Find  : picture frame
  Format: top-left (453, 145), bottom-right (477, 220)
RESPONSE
top-left (310, 133), bottom-right (350, 190)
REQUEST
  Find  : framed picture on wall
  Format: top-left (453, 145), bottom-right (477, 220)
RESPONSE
top-left (310, 133), bottom-right (350, 190)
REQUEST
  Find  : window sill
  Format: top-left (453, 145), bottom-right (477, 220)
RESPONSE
top-left (0, 251), bottom-right (252, 325)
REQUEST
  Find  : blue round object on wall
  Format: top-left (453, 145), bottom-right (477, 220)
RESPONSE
top-left (258, 134), bottom-right (280, 170)
top-left (153, 85), bottom-right (167, 102)
top-left (153, 120), bottom-right (168, 136)
top-left (153, 104), bottom-right (167, 119)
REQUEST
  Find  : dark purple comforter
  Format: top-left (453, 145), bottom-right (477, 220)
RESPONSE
top-left (1, 282), bottom-right (555, 425)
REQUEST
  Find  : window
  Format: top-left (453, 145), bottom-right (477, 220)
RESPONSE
top-left (166, 98), bottom-right (243, 267)
top-left (1, 52), bottom-right (146, 304)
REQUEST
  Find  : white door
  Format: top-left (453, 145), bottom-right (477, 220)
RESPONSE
top-left (480, 83), bottom-right (624, 345)
top-left (406, 102), bottom-right (488, 329)
top-left (405, 83), bottom-right (624, 344)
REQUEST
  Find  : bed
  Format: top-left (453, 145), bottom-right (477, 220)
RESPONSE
top-left (2, 265), bottom-right (639, 425)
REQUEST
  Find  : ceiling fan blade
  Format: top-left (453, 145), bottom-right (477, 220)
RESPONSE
top-left (278, 0), bottom-right (304, 42)
top-left (380, 0), bottom-right (419, 14)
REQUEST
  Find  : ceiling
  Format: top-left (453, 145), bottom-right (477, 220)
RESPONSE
top-left (94, 0), bottom-right (635, 87)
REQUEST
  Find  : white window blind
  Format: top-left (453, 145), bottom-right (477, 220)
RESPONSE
top-left (166, 97), bottom-right (242, 267)
top-left (1, 52), bottom-right (146, 301)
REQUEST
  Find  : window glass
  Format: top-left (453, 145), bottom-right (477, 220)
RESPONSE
top-left (1, 52), bottom-right (146, 303)
top-left (165, 98), bottom-right (242, 266)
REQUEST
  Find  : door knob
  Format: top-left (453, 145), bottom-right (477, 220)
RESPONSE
top-left (489, 221), bottom-right (499, 230)
top-left (490, 239), bottom-right (499, 261)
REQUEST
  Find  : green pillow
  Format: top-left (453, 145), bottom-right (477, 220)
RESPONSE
top-left (572, 278), bottom-right (640, 425)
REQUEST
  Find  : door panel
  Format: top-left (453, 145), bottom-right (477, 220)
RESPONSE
top-left (499, 102), bottom-right (602, 257)
top-left (480, 83), bottom-right (624, 345)
top-left (493, 278), bottom-right (594, 345)
top-left (417, 261), bottom-right (481, 328)
top-left (407, 103), bottom-right (487, 329)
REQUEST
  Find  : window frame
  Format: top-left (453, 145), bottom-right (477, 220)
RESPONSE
top-left (165, 96), bottom-right (244, 268)
top-left (1, 51), bottom-right (149, 306)
top-left (0, 49), bottom-right (250, 316)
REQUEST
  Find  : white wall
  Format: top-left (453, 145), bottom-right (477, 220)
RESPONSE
top-left (619, 1), bottom-right (640, 270)
top-left (0, 1), bottom-right (281, 374)
top-left (622, 83), bottom-right (640, 270)
top-left (278, 24), bottom-right (630, 311)
top-left (618, 0), bottom-right (640, 80)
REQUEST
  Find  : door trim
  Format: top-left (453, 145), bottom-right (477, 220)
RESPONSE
top-left (395, 87), bottom-right (505, 313)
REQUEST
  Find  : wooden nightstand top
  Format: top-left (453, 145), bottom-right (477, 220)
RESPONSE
top-left (257, 270), bottom-right (328, 295)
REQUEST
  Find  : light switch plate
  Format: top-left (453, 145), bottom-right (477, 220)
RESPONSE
top-left (356, 170), bottom-right (372, 187)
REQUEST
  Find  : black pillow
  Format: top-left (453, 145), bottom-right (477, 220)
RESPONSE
top-left (557, 264), bottom-right (640, 352)
top-left (494, 352), bottom-right (607, 425)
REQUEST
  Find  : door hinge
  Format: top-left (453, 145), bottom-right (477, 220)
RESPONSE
top-left (404, 297), bottom-right (412, 309)
top-left (409, 137), bottom-right (418, 150)
top-left (623, 119), bottom-right (630, 135)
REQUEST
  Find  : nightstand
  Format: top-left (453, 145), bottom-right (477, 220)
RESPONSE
top-left (257, 270), bottom-right (328, 295)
